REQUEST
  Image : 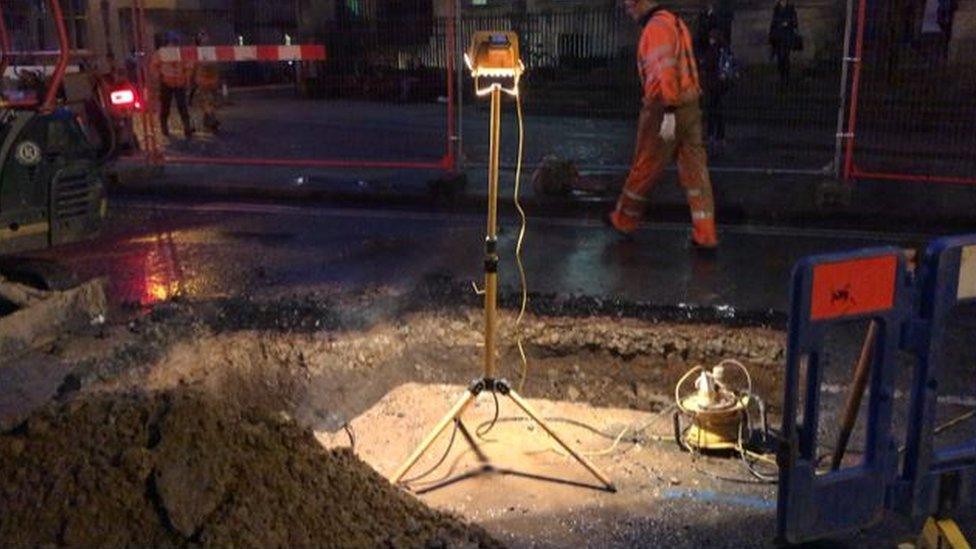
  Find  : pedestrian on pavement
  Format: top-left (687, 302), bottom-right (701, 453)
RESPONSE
top-left (937, 0), bottom-right (959, 57)
top-left (607, 0), bottom-right (718, 249)
top-left (768, 0), bottom-right (799, 88)
top-left (398, 54), bottom-right (423, 103)
top-left (700, 28), bottom-right (735, 151)
top-left (193, 30), bottom-right (222, 133)
top-left (695, 1), bottom-right (733, 55)
top-left (150, 30), bottom-right (195, 139)
top-left (695, 2), bottom-right (721, 55)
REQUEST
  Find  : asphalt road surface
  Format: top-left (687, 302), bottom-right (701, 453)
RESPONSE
top-left (30, 198), bottom-right (929, 313)
top-left (13, 197), bottom-right (975, 544)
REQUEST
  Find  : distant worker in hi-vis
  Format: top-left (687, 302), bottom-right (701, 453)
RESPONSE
top-left (150, 31), bottom-right (195, 139)
top-left (607, 0), bottom-right (718, 250)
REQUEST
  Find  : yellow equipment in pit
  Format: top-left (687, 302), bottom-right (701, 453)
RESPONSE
top-left (674, 360), bottom-right (753, 452)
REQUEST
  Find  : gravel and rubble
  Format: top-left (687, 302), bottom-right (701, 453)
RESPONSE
top-left (72, 300), bottom-right (785, 436)
top-left (35, 274), bottom-right (785, 397)
top-left (0, 278), bottom-right (791, 548)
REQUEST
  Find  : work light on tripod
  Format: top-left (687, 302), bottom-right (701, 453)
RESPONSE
top-left (464, 31), bottom-right (524, 96)
top-left (391, 31), bottom-right (614, 493)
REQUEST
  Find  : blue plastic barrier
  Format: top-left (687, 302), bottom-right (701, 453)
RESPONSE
top-left (778, 234), bottom-right (976, 544)
top-left (777, 247), bottom-right (912, 543)
top-left (898, 234), bottom-right (976, 523)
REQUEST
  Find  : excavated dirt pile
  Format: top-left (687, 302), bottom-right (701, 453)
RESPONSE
top-left (0, 390), bottom-right (499, 548)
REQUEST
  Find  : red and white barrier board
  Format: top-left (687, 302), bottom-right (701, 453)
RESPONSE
top-left (156, 45), bottom-right (327, 63)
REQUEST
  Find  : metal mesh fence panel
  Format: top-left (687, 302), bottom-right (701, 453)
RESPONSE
top-left (125, 2), bottom-right (456, 169)
top-left (458, 6), bottom-right (842, 175)
top-left (845, 0), bottom-right (976, 184)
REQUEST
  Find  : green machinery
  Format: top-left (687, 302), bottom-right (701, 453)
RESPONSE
top-left (0, 0), bottom-right (108, 256)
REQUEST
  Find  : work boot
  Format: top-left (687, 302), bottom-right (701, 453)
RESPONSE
top-left (603, 210), bottom-right (635, 242)
top-left (691, 218), bottom-right (718, 250)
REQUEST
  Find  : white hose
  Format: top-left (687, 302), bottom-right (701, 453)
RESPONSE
top-left (513, 90), bottom-right (530, 392)
top-left (716, 358), bottom-right (753, 398)
top-left (674, 365), bottom-right (705, 414)
top-left (674, 359), bottom-right (753, 414)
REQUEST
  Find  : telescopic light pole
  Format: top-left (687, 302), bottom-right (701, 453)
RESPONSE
top-left (391, 32), bottom-right (614, 492)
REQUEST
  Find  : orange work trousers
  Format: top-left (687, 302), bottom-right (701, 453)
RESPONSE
top-left (612, 100), bottom-right (717, 246)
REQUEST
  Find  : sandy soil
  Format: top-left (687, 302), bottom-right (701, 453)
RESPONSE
top-left (316, 382), bottom-right (779, 547)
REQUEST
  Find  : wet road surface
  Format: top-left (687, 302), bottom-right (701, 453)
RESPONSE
top-left (28, 198), bottom-right (929, 315)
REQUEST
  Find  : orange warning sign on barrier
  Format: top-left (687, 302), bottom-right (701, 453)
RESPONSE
top-left (810, 255), bottom-right (897, 321)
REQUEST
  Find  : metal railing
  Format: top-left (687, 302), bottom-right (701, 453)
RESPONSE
top-left (101, 2), bottom-right (975, 186)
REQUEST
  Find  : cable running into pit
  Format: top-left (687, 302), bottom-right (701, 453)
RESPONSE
top-left (513, 90), bottom-right (531, 393)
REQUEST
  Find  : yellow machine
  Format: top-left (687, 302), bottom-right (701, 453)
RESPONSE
top-left (674, 360), bottom-right (754, 452)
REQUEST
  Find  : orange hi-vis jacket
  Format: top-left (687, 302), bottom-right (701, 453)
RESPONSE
top-left (637, 9), bottom-right (701, 108)
top-left (151, 52), bottom-right (194, 88)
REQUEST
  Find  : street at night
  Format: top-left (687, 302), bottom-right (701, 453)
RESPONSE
top-left (2, 0), bottom-right (975, 547)
top-left (1, 196), bottom-right (972, 546)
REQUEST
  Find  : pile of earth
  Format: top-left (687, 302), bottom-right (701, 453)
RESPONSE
top-left (0, 390), bottom-right (499, 548)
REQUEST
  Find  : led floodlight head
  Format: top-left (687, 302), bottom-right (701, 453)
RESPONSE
top-left (465, 31), bottom-right (524, 96)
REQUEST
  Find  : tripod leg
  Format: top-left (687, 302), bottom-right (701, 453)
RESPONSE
top-left (506, 389), bottom-right (616, 491)
top-left (392, 390), bottom-right (477, 484)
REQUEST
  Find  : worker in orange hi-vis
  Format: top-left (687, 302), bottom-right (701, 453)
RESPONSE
top-left (607, 0), bottom-right (718, 249)
top-left (150, 31), bottom-right (195, 139)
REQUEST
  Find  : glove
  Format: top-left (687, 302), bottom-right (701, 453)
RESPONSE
top-left (659, 112), bottom-right (677, 141)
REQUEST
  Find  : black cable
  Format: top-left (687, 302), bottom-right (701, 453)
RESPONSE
top-left (476, 415), bottom-right (620, 440)
top-left (476, 390), bottom-right (501, 438)
top-left (472, 414), bottom-right (663, 444)
top-left (693, 464), bottom-right (778, 486)
top-left (400, 419), bottom-right (460, 485)
top-left (738, 397), bottom-right (779, 483)
top-left (738, 449), bottom-right (779, 483)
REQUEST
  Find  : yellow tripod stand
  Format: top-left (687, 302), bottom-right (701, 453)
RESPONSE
top-left (391, 32), bottom-right (614, 492)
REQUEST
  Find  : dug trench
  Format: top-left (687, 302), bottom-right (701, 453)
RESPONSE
top-left (1, 278), bottom-right (789, 547)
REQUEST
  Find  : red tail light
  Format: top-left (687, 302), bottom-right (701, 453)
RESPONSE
top-left (109, 84), bottom-right (143, 113)
top-left (110, 88), bottom-right (136, 106)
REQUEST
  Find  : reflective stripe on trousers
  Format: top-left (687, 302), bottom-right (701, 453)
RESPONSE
top-left (614, 100), bottom-right (715, 231)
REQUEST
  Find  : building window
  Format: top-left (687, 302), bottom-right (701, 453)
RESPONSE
top-left (65, 0), bottom-right (89, 49)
